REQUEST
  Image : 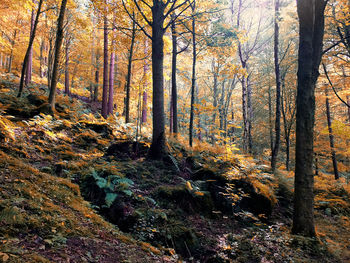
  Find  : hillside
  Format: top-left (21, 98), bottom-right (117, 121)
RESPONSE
top-left (0, 79), bottom-right (349, 262)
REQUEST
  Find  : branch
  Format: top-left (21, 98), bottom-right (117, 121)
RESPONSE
top-left (122, 0), bottom-right (152, 40)
top-left (322, 36), bottom-right (350, 54)
top-left (164, 0), bottom-right (194, 31)
top-left (133, 0), bottom-right (152, 26)
top-left (322, 63), bottom-right (350, 108)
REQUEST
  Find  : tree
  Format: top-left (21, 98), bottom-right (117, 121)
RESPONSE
top-left (271, 0), bottom-right (281, 172)
top-left (324, 88), bottom-right (339, 180)
top-left (189, 0), bottom-right (196, 147)
top-left (101, 5), bottom-right (109, 119)
top-left (122, 0), bottom-right (192, 159)
top-left (292, 0), bottom-right (328, 237)
top-left (17, 0), bottom-right (43, 98)
top-left (48, 0), bottom-right (68, 110)
top-left (125, 15), bottom-right (136, 123)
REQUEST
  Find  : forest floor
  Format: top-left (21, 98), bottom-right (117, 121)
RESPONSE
top-left (0, 76), bottom-right (349, 263)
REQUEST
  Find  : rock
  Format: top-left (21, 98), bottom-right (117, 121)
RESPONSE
top-left (26, 94), bottom-right (46, 106)
top-left (84, 122), bottom-right (113, 137)
top-left (33, 103), bottom-right (54, 116)
top-left (106, 141), bottom-right (149, 159)
top-left (156, 183), bottom-right (215, 215)
top-left (191, 168), bottom-right (275, 217)
top-left (167, 224), bottom-right (200, 257)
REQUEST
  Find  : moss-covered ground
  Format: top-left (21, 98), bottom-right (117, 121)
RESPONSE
top-left (0, 78), bottom-right (349, 262)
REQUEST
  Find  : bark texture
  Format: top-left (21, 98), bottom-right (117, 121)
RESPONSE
top-left (101, 12), bottom-right (109, 118)
top-left (48, 0), bottom-right (68, 110)
top-left (17, 0), bottom-right (43, 98)
top-left (292, 0), bottom-right (327, 237)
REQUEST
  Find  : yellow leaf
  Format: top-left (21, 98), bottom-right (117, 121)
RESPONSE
top-left (186, 181), bottom-right (193, 191)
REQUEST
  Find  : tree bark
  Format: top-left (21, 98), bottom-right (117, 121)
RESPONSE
top-left (64, 33), bottom-right (70, 95)
top-left (17, 0), bottom-right (43, 98)
top-left (292, 0), bottom-right (327, 237)
top-left (189, 0), bottom-right (197, 147)
top-left (125, 16), bottom-right (136, 123)
top-left (25, 8), bottom-right (35, 85)
top-left (142, 40), bottom-right (149, 124)
top-left (7, 29), bottom-right (17, 73)
top-left (101, 10), bottom-right (109, 118)
top-left (48, 0), bottom-right (68, 110)
top-left (325, 89), bottom-right (339, 180)
top-left (94, 25), bottom-right (100, 102)
top-left (271, 0), bottom-right (281, 172)
top-left (268, 86), bottom-right (274, 154)
top-left (108, 29), bottom-right (116, 115)
top-left (39, 38), bottom-right (45, 78)
top-left (171, 15), bottom-right (178, 134)
top-left (148, 1), bottom-right (166, 159)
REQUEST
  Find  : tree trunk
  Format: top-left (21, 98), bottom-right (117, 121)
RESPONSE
top-left (148, 1), bottom-right (166, 159)
top-left (347, 96), bottom-right (350, 123)
top-left (64, 34), bottom-right (70, 95)
top-left (171, 15), bottom-right (178, 134)
top-left (101, 11), bottom-right (109, 118)
top-left (17, 0), bottom-right (43, 98)
top-left (39, 38), bottom-right (45, 78)
top-left (7, 29), bottom-right (17, 73)
top-left (292, 0), bottom-right (327, 237)
top-left (189, 1), bottom-right (197, 147)
top-left (142, 40), bottom-right (148, 124)
top-left (268, 86), bottom-right (274, 154)
top-left (48, 0), bottom-right (68, 110)
top-left (271, 0), bottom-right (281, 172)
top-left (142, 91), bottom-right (147, 123)
top-left (108, 29), bottom-right (116, 116)
top-left (247, 80), bottom-right (253, 153)
top-left (219, 80), bottom-right (225, 131)
top-left (325, 89), bottom-right (339, 180)
top-left (94, 28), bottom-right (100, 102)
top-left (125, 16), bottom-right (136, 123)
top-left (25, 9), bottom-right (35, 85)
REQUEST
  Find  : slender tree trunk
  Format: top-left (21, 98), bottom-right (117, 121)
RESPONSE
top-left (7, 29), bottom-right (17, 73)
top-left (171, 15), bottom-right (178, 134)
top-left (325, 89), bottom-right (339, 180)
top-left (39, 38), bottom-right (45, 78)
top-left (64, 34), bottom-right (70, 95)
top-left (347, 96), bottom-right (350, 123)
top-left (101, 11), bottom-right (109, 118)
top-left (48, 0), bottom-right (68, 110)
top-left (247, 80), bottom-right (253, 153)
top-left (292, 0), bottom-right (327, 237)
top-left (189, 0), bottom-right (197, 147)
top-left (268, 86), bottom-right (274, 154)
top-left (219, 80), bottom-right (225, 131)
top-left (17, 0), bottom-right (43, 98)
top-left (125, 16), bottom-right (136, 123)
top-left (212, 68), bottom-right (218, 124)
top-left (108, 28), bottom-right (116, 115)
top-left (281, 89), bottom-right (291, 171)
top-left (142, 40), bottom-right (148, 124)
top-left (142, 91), bottom-right (147, 123)
top-left (271, 0), bottom-right (281, 171)
top-left (241, 77), bottom-right (248, 152)
top-left (94, 29), bottom-right (100, 102)
top-left (148, 1), bottom-right (166, 159)
top-left (25, 9), bottom-right (35, 85)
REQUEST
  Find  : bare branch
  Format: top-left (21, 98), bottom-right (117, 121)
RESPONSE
top-left (133, 0), bottom-right (153, 26)
top-left (121, 0), bottom-right (152, 39)
top-left (322, 63), bottom-right (350, 108)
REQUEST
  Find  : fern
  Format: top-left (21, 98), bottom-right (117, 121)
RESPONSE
top-left (89, 169), bottom-right (134, 208)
